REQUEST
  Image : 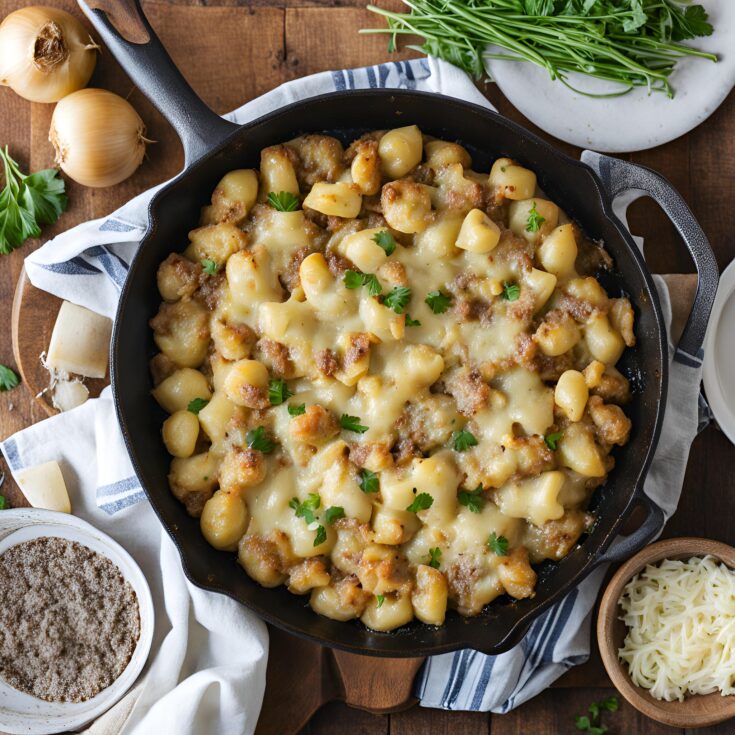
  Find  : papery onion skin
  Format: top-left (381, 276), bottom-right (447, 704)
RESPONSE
top-left (0, 6), bottom-right (98, 103)
top-left (49, 89), bottom-right (148, 188)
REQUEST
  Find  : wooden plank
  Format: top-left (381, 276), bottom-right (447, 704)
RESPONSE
top-left (389, 707), bottom-right (489, 735)
top-left (489, 688), bottom-right (679, 735)
top-left (302, 701), bottom-right (388, 734)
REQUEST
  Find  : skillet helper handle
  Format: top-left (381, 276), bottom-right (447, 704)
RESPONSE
top-left (76, 0), bottom-right (238, 165)
top-left (581, 150), bottom-right (719, 363)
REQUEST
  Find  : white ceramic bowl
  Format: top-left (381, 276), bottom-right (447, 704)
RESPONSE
top-left (0, 509), bottom-right (154, 735)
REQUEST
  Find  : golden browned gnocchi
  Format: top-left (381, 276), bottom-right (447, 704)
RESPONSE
top-left (151, 127), bottom-right (635, 631)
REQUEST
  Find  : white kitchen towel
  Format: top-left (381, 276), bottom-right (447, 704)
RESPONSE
top-left (0, 54), bottom-right (706, 725)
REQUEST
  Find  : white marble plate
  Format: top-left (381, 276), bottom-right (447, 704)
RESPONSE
top-left (703, 258), bottom-right (735, 447)
top-left (0, 509), bottom-right (154, 735)
top-left (486, 0), bottom-right (735, 152)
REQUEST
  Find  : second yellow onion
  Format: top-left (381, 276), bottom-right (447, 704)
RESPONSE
top-left (49, 88), bottom-right (149, 188)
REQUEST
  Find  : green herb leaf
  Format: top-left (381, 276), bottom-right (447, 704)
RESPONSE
top-left (526, 201), bottom-right (545, 233)
top-left (201, 258), bottom-right (218, 275)
top-left (405, 313), bottom-right (421, 327)
top-left (288, 403), bottom-right (306, 417)
top-left (425, 290), bottom-right (451, 314)
top-left (488, 532), bottom-right (509, 556)
top-left (544, 431), bottom-right (563, 450)
top-left (247, 426), bottom-right (276, 453)
top-left (187, 397), bottom-right (209, 415)
top-left (452, 429), bottom-right (478, 452)
top-left (575, 716), bottom-right (592, 732)
top-left (343, 270), bottom-right (382, 296)
top-left (501, 281), bottom-right (521, 301)
top-left (313, 525), bottom-right (327, 546)
top-left (289, 493), bottom-right (321, 525)
top-left (340, 414), bottom-right (369, 434)
top-left (373, 229), bottom-right (397, 256)
top-left (0, 147), bottom-right (66, 255)
top-left (458, 484), bottom-right (485, 513)
top-left (324, 506), bottom-right (345, 524)
top-left (601, 696), bottom-right (618, 713)
top-left (358, 468), bottom-right (380, 494)
top-left (268, 378), bottom-right (293, 406)
top-left (383, 286), bottom-right (411, 314)
top-left (406, 492), bottom-right (434, 513)
top-left (376, 594), bottom-right (385, 608)
top-left (428, 547), bottom-right (442, 569)
top-left (267, 191), bottom-right (299, 212)
top-left (0, 496), bottom-right (6, 510)
top-left (0, 365), bottom-right (20, 392)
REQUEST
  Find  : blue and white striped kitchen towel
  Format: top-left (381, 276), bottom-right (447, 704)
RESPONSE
top-left (1, 57), bottom-right (707, 720)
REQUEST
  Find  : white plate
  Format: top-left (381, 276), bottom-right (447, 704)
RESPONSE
top-left (0, 509), bottom-right (154, 735)
top-left (486, 0), bottom-right (735, 152)
top-left (703, 259), bottom-right (735, 446)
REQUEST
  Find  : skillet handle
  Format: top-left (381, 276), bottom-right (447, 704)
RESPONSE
top-left (77, 0), bottom-right (238, 165)
top-left (581, 150), bottom-right (719, 362)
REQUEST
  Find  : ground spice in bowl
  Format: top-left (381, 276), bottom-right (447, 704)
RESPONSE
top-left (0, 536), bottom-right (141, 703)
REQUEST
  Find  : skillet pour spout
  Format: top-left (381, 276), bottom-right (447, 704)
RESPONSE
top-left (78, 0), bottom-right (719, 656)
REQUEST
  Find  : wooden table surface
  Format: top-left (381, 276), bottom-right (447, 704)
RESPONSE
top-left (1, 0), bottom-right (734, 732)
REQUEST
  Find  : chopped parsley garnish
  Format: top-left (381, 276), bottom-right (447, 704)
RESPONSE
top-left (525, 201), bottom-right (545, 233)
top-left (575, 696), bottom-right (618, 734)
top-left (358, 468), bottom-right (380, 494)
top-left (0, 365), bottom-right (20, 392)
top-left (405, 314), bottom-right (421, 327)
top-left (268, 378), bottom-right (293, 406)
top-left (545, 431), bottom-right (563, 450)
top-left (452, 429), bottom-right (478, 452)
top-left (187, 397), bottom-right (209, 415)
top-left (313, 525), bottom-right (327, 547)
top-left (376, 594), bottom-right (385, 608)
top-left (246, 426), bottom-right (276, 453)
top-left (458, 484), bottom-right (485, 513)
top-left (373, 229), bottom-right (396, 256)
top-left (428, 547), bottom-right (442, 569)
top-left (0, 496), bottom-right (6, 510)
top-left (406, 492), bottom-right (434, 513)
top-left (425, 289), bottom-right (451, 314)
top-left (324, 506), bottom-right (345, 524)
top-left (488, 532), bottom-right (509, 557)
top-left (343, 270), bottom-right (382, 296)
top-left (383, 286), bottom-right (411, 314)
top-left (289, 493), bottom-right (321, 524)
top-left (340, 414), bottom-right (369, 434)
top-left (501, 281), bottom-right (521, 301)
top-left (267, 191), bottom-right (299, 212)
top-left (288, 403), bottom-right (306, 417)
top-left (201, 258), bottom-right (218, 275)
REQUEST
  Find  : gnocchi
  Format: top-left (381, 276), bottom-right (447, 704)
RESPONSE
top-left (151, 127), bottom-right (635, 632)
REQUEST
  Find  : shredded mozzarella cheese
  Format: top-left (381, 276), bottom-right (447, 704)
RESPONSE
top-left (618, 555), bottom-right (735, 701)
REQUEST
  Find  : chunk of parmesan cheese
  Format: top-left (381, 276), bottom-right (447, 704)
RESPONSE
top-left (15, 461), bottom-right (71, 513)
top-left (52, 378), bottom-right (90, 412)
top-left (47, 302), bottom-right (112, 379)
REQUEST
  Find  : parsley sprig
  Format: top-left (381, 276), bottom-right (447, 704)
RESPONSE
top-left (358, 468), bottom-right (379, 494)
top-left (267, 191), bottom-right (300, 212)
top-left (525, 201), bottom-right (545, 233)
top-left (458, 485), bottom-right (485, 513)
top-left (268, 379), bottom-right (293, 406)
top-left (428, 547), bottom-right (442, 569)
top-left (575, 696), bottom-right (618, 734)
top-left (452, 429), bottom-right (478, 452)
top-left (501, 281), bottom-right (521, 301)
top-left (187, 397), bottom-right (209, 415)
top-left (288, 403), bottom-right (306, 417)
top-left (373, 229), bottom-right (396, 255)
top-left (0, 146), bottom-right (67, 254)
top-left (344, 269), bottom-right (382, 296)
top-left (383, 286), bottom-right (411, 314)
top-left (488, 532), bottom-right (509, 556)
top-left (0, 495), bottom-right (6, 510)
top-left (425, 290), bottom-right (451, 314)
top-left (407, 492), bottom-right (433, 513)
top-left (201, 258), bottom-right (218, 275)
top-left (545, 431), bottom-right (563, 450)
top-left (247, 426), bottom-right (276, 453)
top-left (0, 365), bottom-right (20, 392)
top-left (289, 493), bottom-right (327, 547)
top-left (340, 414), bottom-right (369, 434)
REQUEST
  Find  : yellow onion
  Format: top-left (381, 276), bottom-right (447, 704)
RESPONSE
top-left (50, 89), bottom-right (149, 188)
top-left (0, 6), bottom-right (99, 103)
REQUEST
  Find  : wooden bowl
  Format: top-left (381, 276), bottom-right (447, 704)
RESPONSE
top-left (597, 537), bottom-right (735, 728)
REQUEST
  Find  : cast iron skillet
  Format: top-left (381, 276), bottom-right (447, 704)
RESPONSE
top-left (79, 0), bottom-right (719, 656)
